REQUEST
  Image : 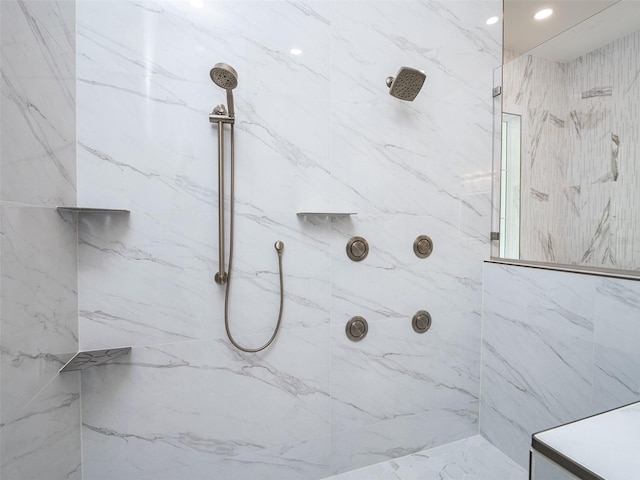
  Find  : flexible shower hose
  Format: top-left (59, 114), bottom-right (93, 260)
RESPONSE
top-left (223, 123), bottom-right (285, 353)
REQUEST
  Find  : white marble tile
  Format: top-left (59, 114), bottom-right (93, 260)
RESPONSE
top-left (564, 30), bottom-right (640, 271)
top-left (78, 211), bottom-right (330, 349)
top-left (222, 214), bottom-right (331, 337)
top-left (331, 233), bottom-right (488, 474)
top-left (331, 311), bottom-right (479, 434)
top-left (213, 434), bottom-right (331, 480)
top-left (0, 372), bottom-right (81, 480)
top-left (76, 0), bottom-right (332, 214)
top-left (329, 0), bottom-right (498, 218)
top-left (388, 435), bottom-right (527, 480)
top-left (81, 327), bottom-right (330, 480)
top-left (460, 189), bottom-right (494, 251)
top-left (330, 409), bottom-right (477, 476)
top-left (330, 1), bottom-right (500, 107)
top-left (76, 72), bottom-right (333, 214)
top-left (0, 0), bottom-right (75, 80)
top-left (482, 263), bottom-right (597, 335)
top-left (504, 29), bottom-right (640, 271)
top-left (0, 205), bottom-right (78, 423)
top-left (592, 277), bottom-right (640, 411)
top-left (330, 102), bottom-right (474, 217)
top-left (75, 74), bottom-right (219, 212)
top-left (480, 263), bottom-right (595, 468)
top-left (77, 0), bottom-right (331, 95)
top-left (230, 92), bottom-right (332, 216)
top-left (328, 435), bottom-right (526, 480)
top-left (0, 74), bottom-right (76, 204)
top-left (480, 263), bottom-right (640, 474)
top-left (0, 0), bottom-right (76, 206)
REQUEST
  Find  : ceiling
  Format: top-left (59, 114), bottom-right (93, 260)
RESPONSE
top-left (504, 0), bottom-right (619, 56)
top-left (528, 0), bottom-right (640, 62)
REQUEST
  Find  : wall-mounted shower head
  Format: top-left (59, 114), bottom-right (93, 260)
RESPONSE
top-left (210, 62), bottom-right (238, 117)
top-left (386, 66), bottom-right (426, 101)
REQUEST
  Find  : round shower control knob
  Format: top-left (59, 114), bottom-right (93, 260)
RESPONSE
top-left (417, 239), bottom-right (431, 255)
top-left (412, 310), bottom-right (432, 334)
top-left (350, 320), bottom-right (365, 337)
top-left (346, 236), bottom-right (369, 262)
top-left (413, 235), bottom-right (433, 258)
top-left (351, 240), bottom-right (366, 257)
top-left (346, 316), bottom-right (368, 341)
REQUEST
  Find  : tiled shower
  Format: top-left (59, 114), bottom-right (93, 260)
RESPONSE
top-left (0, 0), bottom-right (500, 477)
top-left (1, 0), bottom-right (639, 479)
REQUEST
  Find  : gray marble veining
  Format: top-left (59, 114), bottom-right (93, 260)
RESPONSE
top-left (481, 263), bottom-right (640, 468)
top-left (504, 29), bottom-right (640, 270)
top-left (1, 0), bottom-right (76, 206)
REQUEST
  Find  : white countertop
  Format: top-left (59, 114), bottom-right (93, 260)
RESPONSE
top-left (534, 402), bottom-right (640, 480)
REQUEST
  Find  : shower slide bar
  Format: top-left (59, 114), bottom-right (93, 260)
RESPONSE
top-left (209, 108), bottom-right (234, 285)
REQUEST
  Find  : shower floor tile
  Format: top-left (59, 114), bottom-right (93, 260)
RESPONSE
top-left (324, 435), bottom-right (527, 480)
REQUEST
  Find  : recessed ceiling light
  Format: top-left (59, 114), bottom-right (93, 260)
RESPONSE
top-left (534, 8), bottom-right (553, 20)
top-left (486, 16), bottom-right (499, 25)
top-left (290, 48), bottom-right (302, 56)
top-left (190, 0), bottom-right (204, 8)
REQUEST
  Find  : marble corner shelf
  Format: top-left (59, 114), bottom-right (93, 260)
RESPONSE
top-left (57, 207), bottom-right (130, 214)
top-left (296, 212), bottom-right (357, 218)
top-left (59, 347), bottom-right (132, 373)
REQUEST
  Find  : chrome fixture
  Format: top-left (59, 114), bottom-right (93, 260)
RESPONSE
top-left (412, 310), bottom-right (432, 334)
top-left (386, 66), bottom-right (426, 101)
top-left (346, 236), bottom-right (369, 262)
top-left (346, 316), bottom-right (368, 341)
top-left (210, 62), bottom-right (285, 353)
top-left (413, 235), bottom-right (433, 258)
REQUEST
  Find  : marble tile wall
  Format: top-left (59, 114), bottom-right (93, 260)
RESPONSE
top-left (0, 0), bottom-right (80, 478)
top-left (565, 30), bottom-right (640, 270)
top-left (0, 0), bottom-right (76, 207)
top-left (502, 53), bottom-right (570, 264)
top-left (502, 29), bottom-right (640, 270)
top-left (480, 262), bottom-right (640, 468)
top-left (76, 0), bottom-right (501, 478)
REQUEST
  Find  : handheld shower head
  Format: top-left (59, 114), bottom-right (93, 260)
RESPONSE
top-left (386, 66), bottom-right (426, 101)
top-left (210, 62), bottom-right (238, 117)
top-left (210, 63), bottom-right (238, 90)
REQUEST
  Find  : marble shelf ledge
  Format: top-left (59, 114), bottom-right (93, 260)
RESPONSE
top-left (296, 212), bottom-right (357, 218)
top-left (57, 207), bottom-right (130, 214)
top-left (532, 401), bottom-right (640, 480)
top-left (59, 347), bottom-right (132, 373)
